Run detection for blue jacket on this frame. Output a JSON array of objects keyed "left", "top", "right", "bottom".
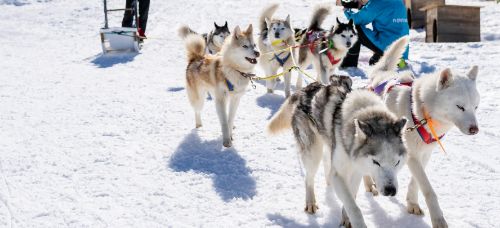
[{"left": 344, "top": 0, "right": 409, "bottom": 59}]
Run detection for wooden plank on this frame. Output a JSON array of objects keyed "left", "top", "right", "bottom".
[
  {"left": 436, "top": 34, "right": 480, "bottom": 42},
  {"left": 438, "top": 7, "right": 480, "bottom": 22},
  {"left": 436, "top": 20, "right": 480, "bottom": 35}
]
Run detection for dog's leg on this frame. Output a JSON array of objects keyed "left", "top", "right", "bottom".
[
  {"left": 332, "top": 172, "right": 367, "bottom": 228},
  {"left": 407, "top": 156, "right": 448, "bottom": 228},
  {"left": 407, "top": 151, "right": 431, "bottom": 215},
  {"left": 227, "top": 95, "right": 241, "bottom": 140},
  {"left": 284, "top": 63, "right": 293, "bottom": 97},
  {"left": 214, "top": 93, "right": 231, "bottom": 147},
  {"left": 363, "top": 176, "right": 379, "bottom": 196},
  {"left": 265, "top": 66, "right": 278, "bottom": 94},
  {"left": 342, "top": 172, "right": 363, "bottom": 228},
  {"left": 186, "top": 84, "right": 205, "bottom": 128},
  {"left": 301, "top": 138, "right": 323, "bottom": 214},
  {"left": 323, "top": 146, "right": 332, "bottom": 186}
]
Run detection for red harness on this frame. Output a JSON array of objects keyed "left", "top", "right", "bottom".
[
  {"left": 375, "top": 80, "right": 445, "bottom": 144},
  {"left": 306, "top": 31, "right": 341, "bottom": 65}
]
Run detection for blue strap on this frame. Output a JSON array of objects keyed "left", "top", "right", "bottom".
[
  {"left": 226, "top": 79, "right": 234, "bottom": 91},
  {"left": 273, "top": 52, "right": 291, "bottom": 67}
]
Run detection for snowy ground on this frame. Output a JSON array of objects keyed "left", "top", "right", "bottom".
[{"left": 1, "top": 0, "right": 499, "bottom": 227}]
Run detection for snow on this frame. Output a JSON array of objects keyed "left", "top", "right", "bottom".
[{"left": 0, "top": 0, "right": 499, "bottom": 227}]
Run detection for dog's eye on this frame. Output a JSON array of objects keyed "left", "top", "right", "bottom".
[
  {"left": 281, "top": 28, "right": 285, "bottom": 30},
  {"left": 475, "top": 106, "right": 478, "bottom": 110},
  {"left": 242, "top": 45, "right": 248, "bottom": 49},
  {"left": 395, "top": 160, "right": 400, "bottom": 167},
  {"left": 372, "top": 159, "right": 381, "bottom": 167},
  {"left": 350, "top": 34, "right": 354, "bottom": 38},
  {"left": 253, "top": 44, "right": 256, "bottom": 48},
  {"left": 273, "top": 28, "right": 276, "bottom": 31},
  {"left": 341, "top": 34, "right": 346, "bottom": 37},
  {"left": 456, "top": 105, "right": 465, "bottom": 112}
]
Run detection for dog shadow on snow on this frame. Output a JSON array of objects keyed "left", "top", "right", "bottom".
[
  {"left": 256, "top": 93, "right": 286, "bottom": 120},
  {"left": 168, "top": 130, "right": 256, "bottom": 202},
  {"left": 90, "top": 53, "right": 139, "bottom": 68},
  {"left": 267, "top": 191, "right": 429, "bottom": 228}
]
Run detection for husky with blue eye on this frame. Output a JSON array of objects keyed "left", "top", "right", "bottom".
[{"left": 178, "top": 22, "right": 231, "bottom": 54}]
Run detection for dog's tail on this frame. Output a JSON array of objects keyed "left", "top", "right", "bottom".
[
  {"left": 267, "top": 98, "right": 296, "bottom": 135},
  {"left": 178, "top": 25, "right": 198, "bottom": 39},
  {"left": 371, "top": 36, "right": 409, "bottom": 74},
  {"left": 308, "top": 5, "right": 331, "bottom": 30},
  {"left": 259, "top": 3, "right": 280, "bottom": 32},
  {"left": 184, "top": 34, "right": 206, "bottom": 62}
]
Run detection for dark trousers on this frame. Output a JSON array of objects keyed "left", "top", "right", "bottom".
[
  {"left": 122, "top": 0, "right": 150, "bottom": 32},
  {"left": 341, "top": 25, "right": 384, "bottom": 68}
]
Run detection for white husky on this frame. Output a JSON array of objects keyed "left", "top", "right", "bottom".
[{"left": 369, "top": 37, "right": 480, "bottom": 228}]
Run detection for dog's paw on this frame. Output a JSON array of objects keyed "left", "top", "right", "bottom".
[
  {"left": 407, "top": 202, "right": 424, "bottom": 215},
  {"left": 340, "top": 216, "right": 352, "bottom": 228},
  {"left": 431, "top": 217, "right": 448, "bottom": 228},
  {"left": 366, "top": 184, "right": 379, "bottom": 196},
  {"left": 196, "top": 124, "right": 202, "bottom": 128},
  {"left": 304, "top": 204, "right": 318, "bottom": 214},
  {"left": 223, "top": 139, "right": 232, "bottom": 148}
]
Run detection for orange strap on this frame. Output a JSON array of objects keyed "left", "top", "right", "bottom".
[{"left": 424, "top": 111, "right": 447, "bottom": 154}]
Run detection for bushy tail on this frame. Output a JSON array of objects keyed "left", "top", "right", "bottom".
[
  {"left": 184, "top": 34, "right": 206, "bottom": 62},
  {"left": 267, "top": 98, "right": 295, "bottom": 134},
  {"left": 259, "top": 3, "right": 280, "bottom": 32},
  {"left": 178, "top": 25, "right": 197, "bottom": 39},
  {"left": 371, "top": 36, "right": 409, "bottom": 73},
  {"left": 309, "top": 5, "right": 331, "bottom": 30}
]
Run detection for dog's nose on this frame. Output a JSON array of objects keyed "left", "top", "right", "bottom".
[
  {"left": 254, "top": 51, "right": 260, "bottom": 57},
  {"left": 346, "top": 42, "right": 352, "bottom": 47},
  {"left": 275, "top": 33, "right": 280, "bottom": 38},
  {"left": 383, "top": 186, "right": 397, "bottom": 196},
  {"left": 469, "top": 126, "right": 479, "bottom": 135}
]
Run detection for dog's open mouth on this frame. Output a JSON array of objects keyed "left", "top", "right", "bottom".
[{"left": 245, "top": 57, "right": 257, "bottom": 64}]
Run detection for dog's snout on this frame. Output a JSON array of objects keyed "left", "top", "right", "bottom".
[
  {"left": 469, "top": 126, "right": 479, "bottom": 135},
  {"left": 254, "top": 51, "right": 260, "bottom": 57},
  {"left": 383, "top": 185, "right": 397, "bottom": 196},
  {"left": 275, "top": 32, "right": 280, "bottom": 38},
  {"left": 346, "top": 42, "right": 352, "bottom": 47}
]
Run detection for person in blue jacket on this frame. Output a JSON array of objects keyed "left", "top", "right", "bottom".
[{"left": 340, "top": 0, "right": 409, "bottom": 68}]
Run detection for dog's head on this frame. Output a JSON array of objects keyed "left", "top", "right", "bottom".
[
  {"left": 424, "top": 66, "right": 480, "bottom": 135},
  {"left": 330, "top": 18, "right": 358, "bottom": 50},
  {"left": 265, "top": 15, "right": 294, "bottom": 45},
  {"left": 222, "top": 24, "right": 260, "bottom": 70},
  {"left": 353, "top": 116, "right": 408, "bottom": 196},
  {"left": 329, "top": 75, "right": 353, "bottom": 93},
  {"left": 212, "top": 21, "right": 231, "bottom": 48}
]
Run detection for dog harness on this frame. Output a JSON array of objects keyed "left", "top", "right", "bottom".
[
  {"left": 306, "top": 31, "right": 341, "bottom": 65},
  {"left": 226, "top": 79, "right": 234, "bottom": 92},
  {"left": 372, "top": 79, "right": 445, "bottom": 144},
  {"left": 272, "top": 51, "right": 291, "bottom": 67}
]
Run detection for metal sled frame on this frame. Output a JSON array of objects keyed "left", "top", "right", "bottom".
[{"left": 100, "top": 0, "right": 140, "bottom": 54}]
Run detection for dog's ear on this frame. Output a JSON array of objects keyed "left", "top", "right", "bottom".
[
  {"left": 214, "top": 22, "right": 220, "bottom": 29},
  {"left": 341, "top": 76, "right": 353, "bottom": 91},
  {"left": 285, "top": 14, "right": 291, "bottom": 25},
  {"left": 265, "top": 17, "right": 271, "bottom": 29},
  {"left": 224, "top": 21, "right": 228, "bottom": 28},
  {"left": 348, "top": 19, "right": 354, "bottom": 26},
  {"left": 437, "top": 68, "right": 454, "bottom": 90},
  {"left": 355, "top": 119, "right": 372, "bottom": 140},
  {"left": 245, "top": 24, "right": 253, "bottom": 35},
  {"left": 336, "top": 17, "right": 341, "bottom": 25},
  {"left": 329, "top": 75, "right": 341, "bottom": 85},
  {"left": 393, "top": 118, "right": 407, "bottom": 135},
  {"left": 233, "top": 26, "right": 241, "bottom": 40},
  {"left": 467, "top": 65, "right": 478, "bottom": 81}
]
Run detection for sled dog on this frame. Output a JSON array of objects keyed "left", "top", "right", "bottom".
[
  {"left": 268, "top": 77, "right": 407, "bottom": 228},
  {"left": 178, "top": 22, "right": 231, "bottom": 54},
  {"left": 182, "top": 25, "right": 259, "bottom": 147},
  {"left": 297, "top": 6, "right": 358, "bottom": 84},
  {"left": 369, "top": 36, "right": 480, "bottom": 228},
  {"left": 258, "top": 3, "right": 298, "bottom": 97}
]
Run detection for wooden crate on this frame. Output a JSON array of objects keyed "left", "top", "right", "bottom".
[
  {"left": 406, "top": 0, "right": 445, "bottom": 28},
  {"left": 421, "top": 5, "right": 481, "bottom": 42}
]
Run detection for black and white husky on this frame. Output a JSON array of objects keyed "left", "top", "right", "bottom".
[
  {"left": 178, "top": 22, "right": 231, "bottom": 54},
  {"left": 268, "top": 77, "right": 408, "bottom": 228},
  {"left": 297, "top": 6, "right": 358, "bottom": 85},
  {"left": 257, "top": 3, "right": 297, "bottom": 97},
  {"left": 369, "top": 37, "right": 480, "bottom": 228}
]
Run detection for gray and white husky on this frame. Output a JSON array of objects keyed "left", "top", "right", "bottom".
[
  {"left": 369, "top": 37, "right": 480, "bottom": 228},
  {"left": 178, "top": 22, "right": 231, "bottom": 54},
  {"left": 298, "top": 6, "right": 358, "bottom": 85},
  {"left": 268, "top": 77, "right": 408, "bottom": 228},
  {"left": 258, "top": 3, "right": 298, "bottom": 97}
]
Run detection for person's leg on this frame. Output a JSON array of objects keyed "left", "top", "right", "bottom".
[
  {"left": 138, "top": 0, "right": 150, "bottom": 33},
  {"left": 121, "top": 0, "right": 134, "bottom": 28}
]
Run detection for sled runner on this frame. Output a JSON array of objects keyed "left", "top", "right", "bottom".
[{"left": 99, "top": 0, "right": 141, "bottom": 54}]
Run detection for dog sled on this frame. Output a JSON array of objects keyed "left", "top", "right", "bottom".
[{"left": 99, "top": 0, "right": 141, "bottom": 54}]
